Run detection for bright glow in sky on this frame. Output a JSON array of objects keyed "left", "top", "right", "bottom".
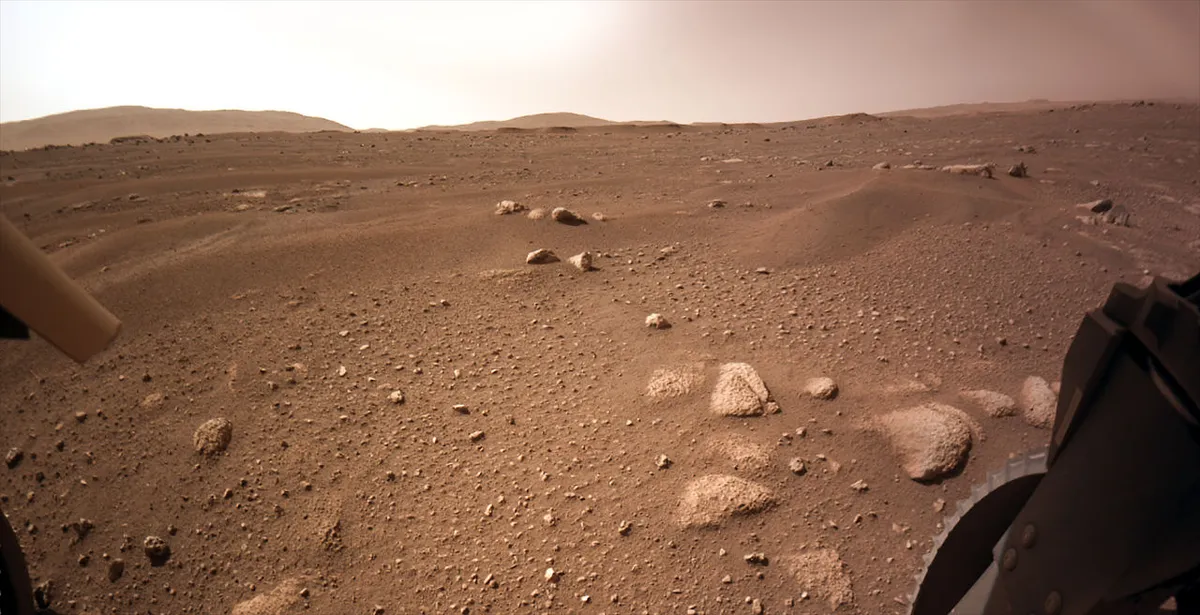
[{"left": 2, "top": 0, "right": 1197, "bottom": 129}]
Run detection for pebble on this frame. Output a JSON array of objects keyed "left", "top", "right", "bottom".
[
  {"left": 788, "top": 458, "right": 807, "bottom": 475},
  {"left": 468, "top": 431, "right": 486, "bottom": 442},
  {"left": 656, "top": 454, "right": 672, "bottom": 469},
  {"left": 387, "top": 390, "right": 405, "bottom": 404},
  {"left": 645, "top": 313, "right": 670, "bottom": 329},
  {"left": 804, "top": 377, "right": 839, "bottom": 400},
  {"left": 526, "top": 249, "right": 559, "bottom": 264},
  {"left": 5, "top": 448, "right": 22, "bottom": 469}
]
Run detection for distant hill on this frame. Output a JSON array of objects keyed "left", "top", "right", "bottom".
[
  {"left": 0, "top": 106, "right": 352, "bottom": 150},
  {"left": 421, "top": 112, "right": 615, "bottom": 131}
]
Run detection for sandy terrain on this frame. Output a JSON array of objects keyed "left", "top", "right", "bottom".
[
  {"left": 0, "top": 107, "right": 351, "bottom": 152},
  {"left": 1, "top": 101, "right": 1198, "bottom": 614}
]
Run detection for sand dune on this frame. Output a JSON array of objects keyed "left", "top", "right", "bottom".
[
  {"left": 0, "top": 106, "right": 351, "bottom": 151},
  {"left": 0, "top": 100, "right": 1196, "bottom": 615}
]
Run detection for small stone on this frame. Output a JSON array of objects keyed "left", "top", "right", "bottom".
[
  {"left": 1077, "top": 198, "right": 1113, "bottom": 213},
  {"left": 143, "top": 536, "right": 170, "bottom": 564},
  {"left": 468, "top": 431, "right": 485, "bottom": 442},
  {"left": 591, "top": 212, "right": 608, "bottom": 222},
  {"left": 544, "top": 567, "right": 559, "bottom": 582},
  {"left": 550, "top": 207, "right": 585, "bottom": 225},
  {"left": 656, "top": 454, "right": 672, "bottom": 470},
  {"left": 618, "top": 520, "right": 632, "bottom": 536},
  {"left": 107, "top": 559, "right": 125, "bottom": 582},
  {"left": 74, "top": 411, "right": 87, "bottom": 423},
  {"left": 568, "top": 252, "right": 594, "bottom": 271},
  {"left": 5, "top": 448, "right": 23, "bottom": 469},
  {"left": 721, "top": 574, "right": 732, "bottom": 584},
  {"left": 645, "top": 313, "right": 670, "bottom": 329},
  {"left": 494, "top": 200, "right": 526, "bottom": 215},
  {"left": 453, "top": 404, "right": 470, "bottom": 415},
  {"left": 934, "top": 498, "right": 946, "bottom": 513},
  {"left": 707, "top": 199, "right": 727, "bottom": 208},
  {"left": 526, "top": 249, "right": 559, "bottom": 264},
  {"left": 804, "top": 377, "right": 839, "bottom": 400},
  {"left": 1008, "top": 162, "right": 1028, "bottom": 178},
  {"left": 788, "top": 458, "right": 807, "bottom": 475},
  {"left": 387, "top": 390, "right": 405, "bottom": 404},
  {"left": 751, "top": 598, "right": 764, "bottom": 615},
  {"left": 744, "top": 552, "right": 769, "bottom": 565},
  {"left": 850, "top": 479, "right": 869, "bottom": 492},
  {"left": 337, "top": 365, "right": 347, "bottom": 377},
  {"left": 873, "top": 161, "right": 891, "bottom": 170},
  {"left": 193, "top": 418, "right": 233, "bottom": 456}
]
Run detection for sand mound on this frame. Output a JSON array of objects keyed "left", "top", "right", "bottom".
[
  {"left": 780, "top": 550, "right": 854, "bottom": 609},
  {"left": 646, "top": 364, "right": 705, "bottom": 401},
  {"left": 710, "top": 363, "right": 778, "bottom": 416},
  {"left": 709, "top": 433, "right": 771, "bottom": 472},
  {"left": 960, "top": 390, "right": 1017, "bottom": 418},
  {"left": 677, "top": 475, "right": 775, "bottom": 529},
  {"left": 231, "top": 577, "right": 307, "bottom": 615},
  {"left": 868, "top": 403, "right": 978, "bottom": 481}
]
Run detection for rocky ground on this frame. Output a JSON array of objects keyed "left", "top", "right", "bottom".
[{"left": 1, "top": 101, "right": 1198, "bottom": 614}]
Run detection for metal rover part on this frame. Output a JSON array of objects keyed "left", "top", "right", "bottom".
[{"left": 912, "top": 273, "right": 1200, "bottom": 615}]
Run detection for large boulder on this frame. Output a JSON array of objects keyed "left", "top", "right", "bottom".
[
  {"left": 868, "top": 403, "right": 980, "bottom": 481},
  {"left": 710, "top": 363, "right": 778, "bottom": 416},
  {"left": 1021, "top": 376, "right": 1058, "bottom": 428}
]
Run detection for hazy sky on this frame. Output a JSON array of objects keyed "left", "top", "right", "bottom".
[{"left": 1, "top": 0, "right": 1197, "bottom": 129}]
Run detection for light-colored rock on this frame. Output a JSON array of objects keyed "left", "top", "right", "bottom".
[
  {"left": 568, "top": 252, "right": 594, "bottom": 271},
  {"left": 960, "top": 390, "right": 1017, "bottom": 418},
  {"left": 710, "top": 363, "right": 778, "bottom": 416},
  {"left": 805, "top": 377, "right": 838, "bottom": 400},
  {"left": 868, "top": 403, "right": 979, "bottom": 481},
  {"left": 5, "top": 447, "right": 22, "bottom": 469},
  {"left": 591, "top": 212, "right": 608, "bottom": 222},
  {"left": 526, "top": 249, "right": 559, "bottom": 264},
  {"left": 781, "top": 550, "right": 854, "bottom": 610},
  {"left": 941, "top": 163, "right": 996, "bottom": 178},
  {"left": 387, "top": 390, "right": 405, "bottom": 404},
  {"left": 193, "top": 418, "right": 233, "bottom": 456},
  {"left": 645, "top": 313, "right": 670, "bottom": 329},
  {"left": 231, "top": 577, "right": 307, "bottom": 615},
  {"left": 872, "top": 162, "right": 890, "bottom": 170},
  {"left": 677, "top": 475, "right": 776, "bottom": 529},
  {"left": 550, "top": 207, "right": 585, "bottom": 224},
  {"left": 1008, "top": 162, "right": 1028, "bottom": 178},
  {"left": 143, "top": 536, "right": 170, "bottom": 562},
  {"left": 788, "top": 458, "right": 806, "bottom": 475},
  {"left": 494, "top": 200, "right": 526, "bottom": 215},
  {"left": 1021, "top": 376, "right": 1058, "bottom": 428},
  {"left": 526, "top": 208, "right": 547, "bottom": 220},
  {"left": 646, "top": 364, "right": 705, "bottom": 401},
  {"left": 707, "top": 199, "right": 727, "bottom": 208}
]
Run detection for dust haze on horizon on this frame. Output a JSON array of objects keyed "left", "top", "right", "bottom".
[{"left": 1, "top": 0, "right": 1197, "bottom": 130}]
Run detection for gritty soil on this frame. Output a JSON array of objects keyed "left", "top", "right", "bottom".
[{"left": 1, "top": 102, "right": 1198, "bottom": 614}]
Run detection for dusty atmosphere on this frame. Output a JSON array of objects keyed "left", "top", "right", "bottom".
[{"left": 2, "top": 100, "right": 1200, "bottom": 614}]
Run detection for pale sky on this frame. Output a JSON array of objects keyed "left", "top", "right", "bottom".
[{"left": 1, "top": 0, "right": 1197, "bottom": 129}]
